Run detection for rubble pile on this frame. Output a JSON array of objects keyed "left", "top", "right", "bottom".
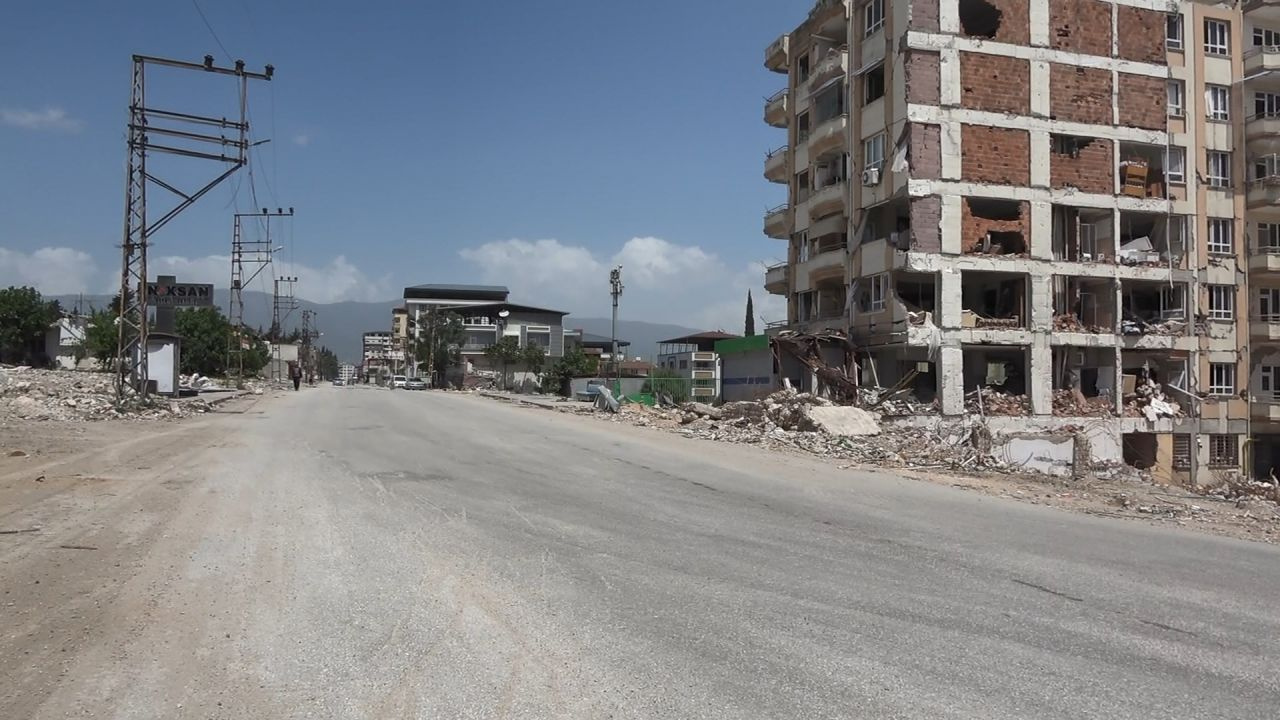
[
  {"left": 1122, "top": 317, "right": 1186, "bottom": 336},
  {"left": 619, "top": 388, "right": 995, "bottom": 472},
  {"left": 1123, "top": 376, "right": 1182, "bottom": 420},
  {"left": 974, "top": 316, "right": 1022, "bottom": 329},
  {"left": 0, "top": 366, "right": 221, "bottom": 422},
  {"left": 964, "top": 389, "right": 1029, "bottom": 416},
  {"left": 1052, "top": 389, "right": 1114, "bottom": 417},
  {"left": 1203, "top": 476, "right": 1280, "bottom": 503}
]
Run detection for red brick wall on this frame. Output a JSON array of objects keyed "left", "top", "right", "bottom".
[
  {"left": 1117, "top": 73, "right": 1166, "bottom": 131},
  {"left": 961, "top": 125, "right": 1030, "bottom": 185},
  {"left": 910, "top": 196, "right": 941, "bottom": 252},
  {"left": 1050, "top": 137, "right": 1113, "bottom": 194},
  {"left": 1050, "top": 64, "right": 1112, "bottom": 125},
  {"left": 911, "top": 123, "right": 942, "bottom": 179},
  {"left": 906, "top": 51, "right": 940, "bottom": 105},
  {"left": 1117, "top": 7, "right": 1167, "bottom": 64},
  {"left": 960, "top": 0, "right": 1030, "bottom": 45},
  {"left": 1050, "top": 0, "right": 1112, "bottom": 57},
  {"left": 961, "top": 198, "right": 1032, "bottom": 253},
  {"left": 910, "top": 0, "right": 940, "bottom": 32},
  {"left": 961, "top": 53, "right": 1030, "bottom": 115}
]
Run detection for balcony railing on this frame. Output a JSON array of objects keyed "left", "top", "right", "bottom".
[{"left": 765, "top": 89, "right": 788, "bottom": 127}]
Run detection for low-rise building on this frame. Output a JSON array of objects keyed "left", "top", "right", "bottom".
[{"left": 657, "top": 331, "right": 739, "bottom": 401}]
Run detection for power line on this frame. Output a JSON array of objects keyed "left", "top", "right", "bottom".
[{"left": 190, "top": 0, "right": 233, "bottom": 63}]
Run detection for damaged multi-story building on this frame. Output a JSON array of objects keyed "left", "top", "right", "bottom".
[{"left": 761, "top": 0, "right": 1268, "bottom": 481}]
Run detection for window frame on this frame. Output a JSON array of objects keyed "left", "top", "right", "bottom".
[
  {"left": 868, "top": 273, "right": 887, "bottom": 312},
  {"left": 863, "top": 0, "right": 884, "bottom": 38},
  {"left": 1166, "top": 13, "right": 1184, "bottom": 50},
  {"left": 1207, "top": 150, "right": 1231, "bottom": 188},
  {"left": 1206, "top": 84, "right": 1230, "bottom": 121},
  {"left": 863, "top": 132, "right": 885, "bottom": 172},
  {"left": 1259, "top": 223, "right": 1280, "bottom": 251},
  {"left": 1167, "top": 80, "right": 1185, "bottom": 117},
  {"left": 1260, "top": 287, "right": 1280, "bottom": 320},
  {"left": 1207, "top": 217, "right": 1234, "bottom": 255},
  {"left": 1173, "top": 434, "right": 1191, "bottom": 469},
  {"left": 1166, "top": 146, "right": 1186, "bottom": 184},
  {"left": 862, "top": 63, "right": 885, "bottom": 105},
  {"left": 1205, "top": 19, "right": 1230, "bottom": 56},
  {"left": 1254, "top": 27, "right": 1280, "bottom": 48},
  {"left": 1208, "top": 362, "right": 1236, "bottom": 396},
  {"left": 1207, "top": 285, "right": 1234, "bottom": 320},
  {"left": 1209, "top": 434, "right": 1239, "bottom": 468}
]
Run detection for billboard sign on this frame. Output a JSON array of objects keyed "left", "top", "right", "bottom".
[{"left": 148, "top": 282, "right": 214, "bottom": 307}]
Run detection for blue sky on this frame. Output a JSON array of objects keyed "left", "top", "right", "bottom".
[{"left": 0, "top": 0, "right": 807, "bottom": 329}]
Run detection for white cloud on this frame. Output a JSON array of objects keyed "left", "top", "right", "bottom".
[
  {"left": 0, "top": 247, "right": 99, "bottom": 295},
  {"left": 0, "top": 245, "right": 388, "bottom": 305},
  {"left": 154, "top": 253, "right": 391, "bottom": 304},
  {"left": 292, "top": 133, "right": 311, "bottom": 146},
  {"left": 458, "top": 236, "right": 786, "bottom": 332},
  {"left": 0, "top": 107, "right": 82, "bottom": 132}
]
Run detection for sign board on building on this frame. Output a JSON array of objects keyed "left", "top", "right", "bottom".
[{"left": 147, "top": 282, "right": 214, "bottom": 307}]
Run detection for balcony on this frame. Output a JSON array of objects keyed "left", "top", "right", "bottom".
[
  {"left": 1252, "top": 400, "right": 1280, "bottom": 421},
  {"left": 764, "top": 146, "right": 789, "bottom": 183},
  {"left": 800, "top": 247, "right": 846, "bottom": 281},
  {"left": 1252, "top": 245, "right": 1280, "bottom": 272},
  {"left": 808, "top": 113, "right": 848, "bottom": 158},
  {"left": 1248, "top": 176, "right": 1280, "bottom": 209},
  {"left": 764, "top": 204, "right": 791, "bottom": 239},
  {"left": 808, "top": 46, "right": 847, "bottom": 90},
  {"left": 807, "top": 180, "right": 848, "bottom": 220},
  {"left": 1252, "top": 317, "right": 1280, "bottom": 341},
  {"left": 1245, "top": 46, "right": 1280, "bottom": 79},
  {"left": 764, "top": 89, "right": 788, "bottom": 127},
  {"left": 764, "top": 262, "right": 789, "bottom": 295},
  {"left": 765, "top": 33, "right": 789, "bottom": 73},
  {"left": 1247, "top": 111, "right": 1280, "bottom": 143}
]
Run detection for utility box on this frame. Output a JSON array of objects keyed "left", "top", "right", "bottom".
[{"left": 146, "top": 332, "right": 182, "bottom": 396}]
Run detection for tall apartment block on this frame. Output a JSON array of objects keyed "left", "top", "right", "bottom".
[{"left": 761, "top": 0, "right": 1270, "bottom": 482}]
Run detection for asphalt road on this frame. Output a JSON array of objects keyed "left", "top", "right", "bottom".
[{"left": 3, "top": 386, "right": 1279, "bottom": 719}]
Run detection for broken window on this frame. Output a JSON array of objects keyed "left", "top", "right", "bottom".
[
  {"left": 1122, "top": 280, "right": 1188, "bottom": 334},
  {"left": 965, "top": 198, "right": 1026, "bottom": 255},
  {"left": 962, "top": 271, "right": 1027, "bottom": 329},
  {"left": 895, "top": 272, "right": 936, "bottom": 315},
  {"left": 1118, "top": 211, "right": 1185, "bottom": 267},
  {"left": 1052, "top": 206, "right": 1112, "bottom": 262},
  {"left": 1053, "top": 276, "right": 1116, "bottom": 332},
  {"left": 1052, "top": 346, "right": 1116, "bottom": 416},
  {"left": 959, "top": 0, "right": 1002, "bottom": 39},
  {"left": 963, "top": 347, "right": 1029, "bottom": 414},
  {"left": 863, "top": 63, "right": 884, "bottom": 105},
  {"left": 1123, "top": 433, "right": 1159, "bottom": 469}
]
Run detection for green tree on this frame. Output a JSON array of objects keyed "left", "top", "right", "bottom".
[
  {"left": 540, "top": 345, "right": 592, "bottom": 395},
  {"left": 745, "top": 290, "right": 756, "bottom": 337},
  {"left": 413, "top": 309, "right": 466, "bottom": 383},
  {"left": 84, "top": 309, "right": 118, "bottom": 370},
  {"left": 0, "top": 287, "right": 60, "bottom": 364},
  {"left": 483, "top": 336, "right": 522, "bottom": 389},
  {"left": 315, "top": 346, "right": 339, "bottom": 380},
  {"left": 241, "top": 338, "right": 271, "bottom": 376},
  {"left": 175, "top": 306, "right": 233, "bottom": 376},
  {"left": 522, "top": 343, "right": 546, "bottom": 378}
]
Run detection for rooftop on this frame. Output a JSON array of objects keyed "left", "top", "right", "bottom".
[
  {"left": 403, "top": 284, "right": 510, "bottom": 302},
  {"left": 659, "top": 331, "right": 740, "bottom": 344},
  {"left": 465, "top": 301, "right": 569, "bottom": 317}
]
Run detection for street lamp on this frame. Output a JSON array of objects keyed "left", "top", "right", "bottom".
[{"left": 496, "top": 310, "right": 510, "bottom": 389}]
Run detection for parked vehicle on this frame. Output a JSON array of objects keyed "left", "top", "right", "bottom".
[
  {"left": 391, "top": 375, "right": 408, "bottom": 389},
  {"left": 405, "top": 377, "right": 428, "bottom": 391},
  {"left": 333, "top": 379, "right": 344, "bottom": 386}
]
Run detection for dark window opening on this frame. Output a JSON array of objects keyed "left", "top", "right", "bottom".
[
  {"left": 968, "top": 197, "right": 1022, "bottom": 221},
  {"left": 863, "top": 65, "right": 885, "bottom": 105},
  {"left": 959, "top": 0, "right": 1003, "bottom": 38}
]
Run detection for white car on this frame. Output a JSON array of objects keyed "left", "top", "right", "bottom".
[{"left": 391, "top": 375, "right": 408, "bottom": 389}]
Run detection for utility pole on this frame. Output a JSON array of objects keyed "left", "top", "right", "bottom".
[
  {"left": 300, "top": 309, "right": 317, "bottom": 383},
  {"left": 229, "top": 208, "right": 292, "bottom": 381},
  {"left": 272, "top": 275, "right": 298, "bottom": 382},
  {"left": 610, "top": 265, "right": 623, "bottom": 394},
  {"left": 116, "top": 54, "right": 273, "bottom": 403}
]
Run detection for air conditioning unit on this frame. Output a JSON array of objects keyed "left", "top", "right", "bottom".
[{"left": 861, "top": 167, "right": 881, "bottom": 186}]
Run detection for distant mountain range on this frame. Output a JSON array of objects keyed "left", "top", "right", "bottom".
[{"left": 51, "top": 291, "right": 704, "bottom": 364}]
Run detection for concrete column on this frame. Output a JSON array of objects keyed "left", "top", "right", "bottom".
[
  {"left": 939, "top": 345, "right": 965, "bottom": 415},
  {"left": 1112, "top": 347, "right": 1124, "bottom": 415},
  {"left": 1029, "top": 0, "right": 1050, "bottom": 46},
  {"left": 939, "top": 266, "right": 962, "bottom": 329},
  {"left": 1029, "top": 61, "right": 1051, "bottom": 118},
  {"left": 940, "top": 195, "right": 963, "bottom": 254},
  {"left": 1029, "top": 273, "right": 1053, "bottom": 334},
  {"left": 1029, "top": 200, "right": 1053, "bottom": 260},
  {"left": 1029, "top": 337, "right": 1053, "bottom": 416}
]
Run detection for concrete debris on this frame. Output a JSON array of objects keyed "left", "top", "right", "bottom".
[
  {"left": 1122, "top": 317, "right": 1185, "bottom": 336},
  {"left": 806, "top": 406, "right": 881, "bottom": 436},
  {"left": 965, "top": 389, "right": 1029, "bottom": 416},
  {"left": 1123, "top": 376, "right": 1182, "bottom": 419},
  {"left": 1052, "top": 389, "right": 1113, "bottom": 417},
  {"left": 0, "top": 366, "right": 225, "bottom": 422}
]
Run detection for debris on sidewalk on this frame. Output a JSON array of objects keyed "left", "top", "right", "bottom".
[{"left": 0, "top": 366, "right": 228, "bottom": 422}]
